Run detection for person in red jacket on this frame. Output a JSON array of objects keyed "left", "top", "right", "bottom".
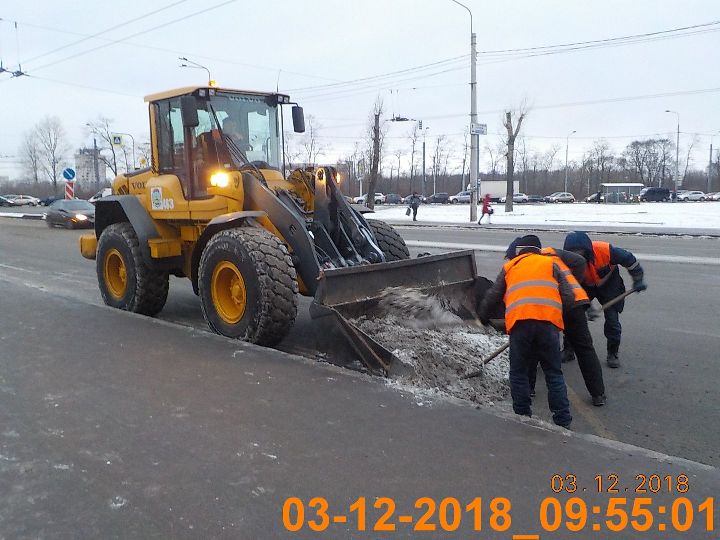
[
  {"left": 479, "top": 235, "right": 575, "bottom": 427},
  {"left": 477, "top": 193, "right": 493, "bottom": 224}
]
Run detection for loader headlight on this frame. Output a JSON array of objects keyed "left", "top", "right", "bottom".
[
  {"left": 74, "top": 214, "right": 88, "bottom": 221},
  {"left": 335, "top": 172, "right": 342, "bottom": 183},
  {"left": 210, "top": 171, "right": 230, "bottom": 188}
]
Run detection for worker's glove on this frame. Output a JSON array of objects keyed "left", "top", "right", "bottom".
[
  {"left": 633, "top": 278, "right": 648, "bottom": 292},
  {"left": 586, "top": 306, "right": 601, "bottom": 322}
]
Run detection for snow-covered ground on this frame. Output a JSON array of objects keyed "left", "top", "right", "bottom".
[{"left": 368, "top": 201, "right": 720, "bottom": 230}]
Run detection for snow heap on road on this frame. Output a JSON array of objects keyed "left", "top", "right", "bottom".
[
  {"left": 354, "top": 314, "right": 510, "bottom": 406},
  {"left": 368, "top": 201, "right": 720, "bottom": 230}
]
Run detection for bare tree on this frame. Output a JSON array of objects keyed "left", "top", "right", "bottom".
[
  {"left": 393, "top": 148, "right": 403, "bottom": 193},
  {"left": 301, "top": 115, "right": 325, "bottom": 167},
  {"left": 19, "top": 131, "right": 41, "bottom": 184},
  {"left": 35, "top": 116, "right": 70, "bottom": 194},
  {"left": 364, "top": 99, "right": 385, "bottom": 210},
  {"left": 87, "top": 117, "right": 120, "bottom": 176},
  {"left": 484, "top": 141, "right": 500, "bottom": 180},
  {"left": 407, "top": 124, "right": 420, "bottom": 194},
  {"left": 503, "top": 106, "right": 528, "bottom": 211},
  {"left": 461, "top": 128, "right": 469, "bottom": 190},
  {"left": 682, "top": 136, "right": 698, "bottom": 184},
  {"left": 137, "top": 140, "right": 152, "bottom": 169}
]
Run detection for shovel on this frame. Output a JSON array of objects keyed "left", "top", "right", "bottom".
[{"left": 460, "top": 287, "right": 640, "bottom": 380}]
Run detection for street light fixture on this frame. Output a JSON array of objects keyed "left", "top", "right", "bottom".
[
  {"left": 708, "top": 131, "right": 719, "bottom": 194},
  {"left": 665, "top": 110, "right": 680, "bottom": 200},
  {"left": 564, "top": 130, "right": 576, "bottom": 193},
  {"left": 448, "top": 0, "right": 478, "bottom": 222},
  {"left": 179, "top": 57, "right": 214, "bottom": 86}
]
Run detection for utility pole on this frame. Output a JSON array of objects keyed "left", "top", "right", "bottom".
[
  {"left": 93, "top": 138, "right": 100, "bottom": 190},
  {"left": 564, "top": 130, "right": 576, "bottom": 193},
  {"left": 709, "top": 142, "right": 714, "bottom": 194},
  {"left": 666, "top": 110, "right": 680, "bottom": 201},
  {"left": 422, "top": 134, "right": 426, "bottom": 197}
]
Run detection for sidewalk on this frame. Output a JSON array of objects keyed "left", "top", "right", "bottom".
[{"left": 1, "top": 279, "right": 717, "bottom": 539}]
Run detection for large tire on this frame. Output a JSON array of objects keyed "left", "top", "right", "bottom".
[
  {"left": 96, "top": 222, "right": 169, "bottom": 316},
  {"left": 368, "top": 219, "right": 410, "bottom": 262},
  {"left": 198, "top": 227, "right": 298, "bottom": 346}
]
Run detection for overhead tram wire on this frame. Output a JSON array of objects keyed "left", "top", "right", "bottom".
[
  {"left": 10, "top": 19, "right": 340, "bottom": 83},
  {"left": 26, "top": 0, "right": 238, "bottom": 74},
  {"left": 17, "top": 0, "right": 190, "bottom": 66}
]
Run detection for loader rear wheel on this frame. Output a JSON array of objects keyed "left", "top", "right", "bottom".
[
  {"left": 198, "top": 227, "right": 298, "bottom": 346},
  {"left": 96, "top": 222, "right": 169, "bottom": 316},
  {"left": 368, "top": 219, "right": 410, "bottom": 262}
]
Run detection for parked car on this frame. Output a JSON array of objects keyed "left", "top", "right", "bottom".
[
  {"left": 45, "top": 199, "right": 95, "bottom": 229},
  {"left": 6, "top": 194, "right": 40, "bottom": 206},
  {"left": 425, "top": 192, "right": 450, "bottom": 204},
  {"left": 88, "top": 187, "right": 112, "bottom": 204},
  {"left": 353, "top": 193, "right": 385, "bottom": 204},
  {"left": 545, "top": 192, "right": 575, "bottom": 203},
  {"left": 385, "top": 193, "right": 403, "bottom": 204},
  {"left": 500, "top": 192, "right": 529, "bottom": 203},
  {"left": 449, "top": 191, "right": 472, "bottom": 204},
  {"left": 526, "top": 194, "right": 544, "bottom": 203},
  {"left": 39, "top": 195, "right": 64, "bottom": 206},
  {"left": 0, "top": 195, "right": 14, "bottom": 207},
  {"left": 639, "top": 187, "right": 671, "bottom": 202},
  {"left": 676, "top": 190, "right": 706, "bottom": 201},
  {"left": 584, "top": 192, "right": 605, "bottom": 203},
  {"left": 706, "top": 192, "right": 720, "bottom": 201}
]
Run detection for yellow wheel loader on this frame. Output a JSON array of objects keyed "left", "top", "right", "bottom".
[{"left": 80, "top": 86, "right": 493, "bottom": 375}]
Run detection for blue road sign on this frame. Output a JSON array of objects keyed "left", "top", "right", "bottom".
[{"left": 62, "top": 168, "right": 76, "bottom": 180}]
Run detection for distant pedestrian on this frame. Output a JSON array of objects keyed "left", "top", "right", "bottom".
[
  {"left": 478, "top": 193, "right": 493, "bottom": 224},
  {"left": 596, "top": 190, "right": 602, "bottom": 203},
  {"left": 407, "top": 192, "right": 421, "bottom": 221},
  {"left": 479, "top": 235, "right": 575, "bottom": 428}
]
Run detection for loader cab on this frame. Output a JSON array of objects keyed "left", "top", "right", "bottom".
[{"left": 146, "top": 86, "right": 305, "bottom": 201}]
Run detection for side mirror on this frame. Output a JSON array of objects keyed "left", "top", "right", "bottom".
[
  {"left": 292, "top": 105, "right": 305, "bottom": 133},
  {"left": 180, "top": 95, "right": 199, "bottom": 128}
]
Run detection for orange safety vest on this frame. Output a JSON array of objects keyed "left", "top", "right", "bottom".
[
  {"left": 583, "top": 241, "right": 616, "bottom": 287},
  {"left": 503, "top": 253, "right": 564, "bottom": 332},
  {"left": 541, "top": 247, "right": 589, "bottom": 304}
]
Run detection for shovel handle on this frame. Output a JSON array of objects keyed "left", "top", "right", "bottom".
[
  {"left": 461, "top": 341, "right": 510, "bottom": 380},
  {"left": 600, "top": 287, "right": 638, "bottom": 312}
]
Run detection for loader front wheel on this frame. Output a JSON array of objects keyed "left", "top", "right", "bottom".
[
  {"left": 198, "top": 227, "right": 298, "bottom": 346},
  {"left": 367, "top": 219, "right": 410, "bottom": 261},
  {"left": 96, "top": 222, "right": 169, "bottom": 316}
]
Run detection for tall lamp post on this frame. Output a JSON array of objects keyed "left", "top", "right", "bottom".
[
  {"left": 179, "top": 57, "right": 214, "bottom": 86},
  {"left": 665, "top": 110, "right": 680, "bottom": 200},
  {"left": 708, "top": 132, "right": 719, "bottom": 194},
  {"left": 449, "top": 0, "right": 478, "bottom": 222},
  {"left": 564, "top": 130, "right": 576, "bottom": 194}
]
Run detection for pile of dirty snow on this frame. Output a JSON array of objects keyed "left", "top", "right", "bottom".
[{"left": 354, "top": 314, "right": 510, "bottom": 406}]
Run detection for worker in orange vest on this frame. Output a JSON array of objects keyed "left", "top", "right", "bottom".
[
  {"left": 563, "top": 231, "right": 646, "bottom": 368},
  {"left": 479, "top": 235, "right": 576, "bottom": 427}
]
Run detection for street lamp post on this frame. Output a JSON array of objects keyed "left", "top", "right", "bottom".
[
  {"left": 179, "top": 57, "right": 214, "bottom": 86},
  {"left": 708, "top": 132, "right": 719, "bottom": 194},
  {"left": 449, "top": 0, "right": 478, "bottom": 222},
  {"left": 665, "top": 110, "right": 680, "bottom": 201},
  {"left": 564, "top": 130, "right": 576, "bottom": 194}
]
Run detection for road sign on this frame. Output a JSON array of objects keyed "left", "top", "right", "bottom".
[
  {"left": 471, "top": 123, "right": 487, "bottom": 136},
  {"left": 62, "top": 167, "right": 76, "bottom": 180},
  {"left": 111, "top": 134, "right": 123, "bottom": 147},
  {"left": 64, "top": 181, "right": 75, "bottom": 200}
]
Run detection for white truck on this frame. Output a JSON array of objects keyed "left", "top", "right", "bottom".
[{"left": 470, "top": 180, "right": 519, "bottom": 202}]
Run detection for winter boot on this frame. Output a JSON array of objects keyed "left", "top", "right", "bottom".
[
  {"left": 606, "top": 342, "right": 620, "bottom": 368},
  {"left": 592, "top": 394, "right": 607, "bottom": 407}
]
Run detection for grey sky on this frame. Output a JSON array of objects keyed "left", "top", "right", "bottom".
[{"left": 1, "top": 0, "right": 719, "bottom": 178}]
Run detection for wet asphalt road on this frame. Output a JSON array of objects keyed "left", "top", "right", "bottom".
[{"left": 1, "top": 219, "right": 719, "bottom": 469}]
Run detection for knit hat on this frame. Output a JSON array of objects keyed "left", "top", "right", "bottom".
[
  {"left": 563, "top": 231, "right": 594, "bottom": 262},
  {"left": 505, "top": 237, "right": 522, "bottom": 259},
  {"left": 516, "top": 234, "right": 542, "bottom": 255}
]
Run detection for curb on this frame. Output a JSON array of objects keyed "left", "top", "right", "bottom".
[{"left": 0, "top": 212, "right": 44, "bottom": 221}]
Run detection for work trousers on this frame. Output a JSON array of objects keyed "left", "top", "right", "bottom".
[
  {"left": 412, "top": 206, "right": 418, "bottom": 221},
  {"left": 509, "top": 320, "right": 572, "bottom": 427},
  {"left": 586, "top": 270, "right": 625, "bottom": 353},
  {"left": 556, "top": 306, "right": 606, "bottom": 398}
]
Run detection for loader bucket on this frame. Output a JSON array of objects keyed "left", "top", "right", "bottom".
[{"left": 309, "top": 250, "right": 495, "bottom": 376}]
